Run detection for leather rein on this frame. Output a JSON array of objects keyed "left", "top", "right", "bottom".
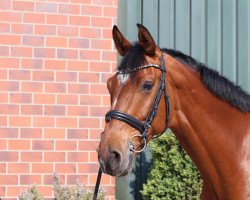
[{"left": 93, "top": 53, "right": 171, "bottom": 200}]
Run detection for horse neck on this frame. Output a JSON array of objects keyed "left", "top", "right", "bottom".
[{"left": 165, "top": 54, "right": 250, "bottom": 199}]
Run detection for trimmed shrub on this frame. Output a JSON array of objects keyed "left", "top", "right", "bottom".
[{"left": 141, "top": 131, "right": 202, "bottom": 200}]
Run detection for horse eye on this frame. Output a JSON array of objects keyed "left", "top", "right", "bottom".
[{"left": 142, "top": 81, "right": 154, "bottom": 91}]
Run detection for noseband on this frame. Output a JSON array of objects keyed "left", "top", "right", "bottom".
[{"left": 105, "top": 53, "right": 171, "bottom": 152}]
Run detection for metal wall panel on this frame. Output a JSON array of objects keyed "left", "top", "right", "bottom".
[{"left": 116, "top": 0, "right": 250, "bottom": 199}]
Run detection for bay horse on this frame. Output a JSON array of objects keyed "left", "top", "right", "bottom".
[{"left": 97, "top": 24, "right": 250, "bottom": 199}]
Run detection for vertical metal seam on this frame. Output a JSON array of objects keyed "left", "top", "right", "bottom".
[
  {"left": 221, "top": 0, "right": 224, "bottom": 75},
  {"left": 235, "top": 0, "right": 238, "bottom": 83},
  {"left": 173, "top": 0, "right": 176, "bottom": 49},
  {"left": 189, "top": 0, "right": 192, "bottom": 55},
  {"left": 205, "top": 0, "right": 207, "bottom": 64}
]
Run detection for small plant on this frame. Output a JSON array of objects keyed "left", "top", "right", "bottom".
[{"left": 19, "top": 173, "right": 104, "bottom": 200}]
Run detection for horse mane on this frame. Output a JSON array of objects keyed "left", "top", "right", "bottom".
[{"left": 117, "top": 43, "right": 250, "bottom": 112}]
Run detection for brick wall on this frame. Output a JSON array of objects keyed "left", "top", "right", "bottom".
[{"left": 0, "top": 0, "right": 117, "bottom": 199}]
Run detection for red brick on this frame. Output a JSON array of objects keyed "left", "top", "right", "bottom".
[
  {"left": 69, "top": 16, "right": 90, "bottom": 26},
  {"left": 0, "top": 46, "right": 9, "bottom": 56},
  {"left": 0, "top": 128, "right": 18, "bottom": 138},
  {"left": 13, "top": 1, "right": 34, "bottom": 11},
  {"left": 44, "top": 105, "right": 66, "bottom": 116},
  {"left": 79, "top": 118, "right": 99, "bottom": 128},
  {"left": 0, "top": 140, "right": 7, "bottom": 150},
  {"left": 44, "top": 152, "right": 66, "bottom": 162},
  {"left": 9, "top": 70, "right": 31, "bottom": 80},
  {"left": 79, "top": 141, "right": 99, "bottom": 151},
  {"left": 21, "top": 59, "right": 43, "bottom": 69},
  {"left": 20, "top": 175, "right": 41, "bottom": 185},
  {"left": 7, "top": 186, "right": 25, "bottom": 197},
  {"left": 0, "top": 105, "right": 19, "bottom": 115},
  {"left": 67, "top": 129, "right": 88, "bottom": 139},
  {"left": 0, "top": 81, "right": 19, "bottom": 91},
  {"left": 0, "top": 116, "right": 7, "bottom": 126},
  {"left": 34, "top": 94, "right": 56, "bottom": 104},
  {"left": 70, "top": 0, "right": 91, "bottom": 3},
  {"left": 69, "top": 38, "right": 89, "bottom": 48},
  {"left": 44, "top": 128, "right": 65, "bottom": 139},
  {"left": 80, "top": 27, "right": 101, "bottom": 38},
  {"left": 101, "top": 73, "right": 112, "bottom": 83},
  {"left": 0, "top": 58, "right": 20, "bottom": 68},
  {"left": 36, "top": 186, "right": 53, "bottom": 197},
  {"left": 33, "top": 140, "right": 54, "bottom": 150},
  {"left": 33, "top": 70, "right": 54, "bottom": 81},
  {"left": 92, "top": 0, "right": 113, "bottom": 5},
  {"left": 10, "top": 93, "right": 32, "bottom": 103},
  {"left": 0, "top": 93, "right": 8, "bottom": 103},
  {"left": 8, "top": 163, "right": 30, "bottom": 173},
  {"left": 59, "top": 4, "right": 80, "bottom": 14},
  {"left": 12, "top": 23, "right": 33, "bottom": 34},
  {"left": 67, "top": 175, "right": 87, "bottom": 184},
  {"left": 47, "top": 14, "right": 68, "bottom": 25},
  {"left": 102, "top": 51, "right": 117, "bottom": 61},
  {"left": 32, "top": 163, "right": 54, "bottom": 173},
  {"left": 0, "top": 152, "right": 18, "bottom": 162},
  {"left": 67, "top": 106, "right": 88, "bottom": 116},
  {"left": 90, "top": 151, "right": 98, "bottom": 162},
  {"left": 0, "top": 34, "right": 20, "bottom": 45},
  {"left": 67, "top": 152, "right": 88, "bottom": 162},
  {"left": 104, "top": 6, "right": 117, "bottom": 17},
  {"left": 8, "top": 140, "right": 31, "bottom": 150},
  {"left": 67, "top": 60, "right": 88, "bottom": 71},
  {"left": 91, "top": 17, "right": 112, "bottom": 27},
  {"left": 80, "top": 95, "right": 101, "bottom": 105},
  {"left": 45, "top": 83, "right": 66, "bottom": 93},
  {"left": 57, "top": 49, "right": 78, "bottom": 59},
  {"left": 81, "top": 5, "right": 102, "bottom": 16},
  {"left": 45, "top": 60, "right": 65, "bottom": 71},
  {"left": 0, "top": 23, "right": 10, "bottom": 33},
  {"left": 9, "top": 116, "right": 31, "bottom": 127},
  {"left": 57, "top": 94, "right": 78, "bottom": 105},
  {"left": 46, "top": 37, "right": 67, "bottom": 48},
  {"left": 0, "top": 175, "right": 18, "bottom": 185},
  {"left": 22, "top": 35, "right": 44, "bottom": 46},
  {"left": 89, "top": 174, "right": 110, "bottom": 185},
  {"left": 80, "top": 50, "right": 100, "bottom": 60},
  {"left": 56, "top": 71, "right": 77, "bottom": 82},
  {"left": 0, "top": 186, "right": 5, "bottom": 196},
  {"left": 33, "top": 117, "right": 55, "bottom": 127},
  {"left": 57, "top": 26, "right": 79, "bottom": 37},
  {"left": 21, "top": 105, "right": 43, "bottom": 115},
  {"left": 34, "top": 48, "right": 55, "bottom": 58},
  {"left": 11, "top": 47, "right": 33, "bottom": 58},
  {"left": 103, "top": 28, "right": 113, "bottom": 39},
  {"left": 55, "top": 163, "right": 76, "bottom": 173},
  {"left": 44, "top": 174, "right": 65, "bottom": 185},
  {"left": 36, "top": 2, "right": 57, "bottom": 13},
  {"left": 79, "top": 72, "right": 99, "bottom": 83},
  {"left": 0, "top": 11, "right": 22, "bottom": 22},
  {"left": 20, "top": 128, "right": 42, "bottom": 139},
  {"left": 78, "top": 163, "right": 99, "bottom": 173},
  {"left": 0, "top": 163, "right": 6, "bottom": 173},
  {"left": 90, "top": 84, "right": 109, "bottom": 94},
  {"left": 21, "top": 152, "right": 42, "bottom": 162},
  {"left": 21, "top": 82, "right": 43, "bottom": 92},
  {"left": 90, "top": 106, "right": 109, "bottom": 117},
  {"left": 35, "top": 25, "right": 56, "bottom": 35},
  {"left": 56, "top": 117, "right": 78, "bottom": 128},
  {"left": 23, "top": 13, "right": 45, "bottom": 23},
  {"left": 68, "top": 83, "right": 89, "bottom": 94},
  {"left": 0, "top": 0, "right": 11, "bottom": 10},
  {"left": 89, "top": 61, "right": 111, "bottom": 72},
  {"left": 56, "top": 140, "right": 77, "bottom": 150},
  {"left": 91, "top": 39, "right": 112, "bottom": 50}
]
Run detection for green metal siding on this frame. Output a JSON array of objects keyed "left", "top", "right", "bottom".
[{"left": 116, "top": 0, "right": 250, "bottom": 199}]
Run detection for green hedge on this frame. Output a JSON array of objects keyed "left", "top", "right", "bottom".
[{"left": 141, "top": 131, "right": 202, "bottom": 200}]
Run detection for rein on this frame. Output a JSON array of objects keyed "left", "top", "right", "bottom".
[{"left": 92, "top": 53, "right": 171, "bottom": 200}]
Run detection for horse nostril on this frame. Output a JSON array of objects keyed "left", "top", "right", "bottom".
[{"left": 110, "top": 149, "right": 122, "bottom": 166}]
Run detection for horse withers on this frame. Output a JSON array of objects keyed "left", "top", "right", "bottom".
[{"left": 97, "top": 24, "right": 250, "bottom": 200}]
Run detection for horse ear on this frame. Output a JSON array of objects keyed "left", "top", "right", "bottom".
[
  {"left": 137, "top": 24, "right": 156, "bottom": 56},
  {"left": 112, "top": 25, "right": 132, "bottom": 56}
]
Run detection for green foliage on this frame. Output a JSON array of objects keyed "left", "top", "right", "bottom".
[
  {"left": 141, "top": 132, "right": 202, "bottom": 200},
  {"left": 19, "top": 174, "right": 104, "bottom": 200}
]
